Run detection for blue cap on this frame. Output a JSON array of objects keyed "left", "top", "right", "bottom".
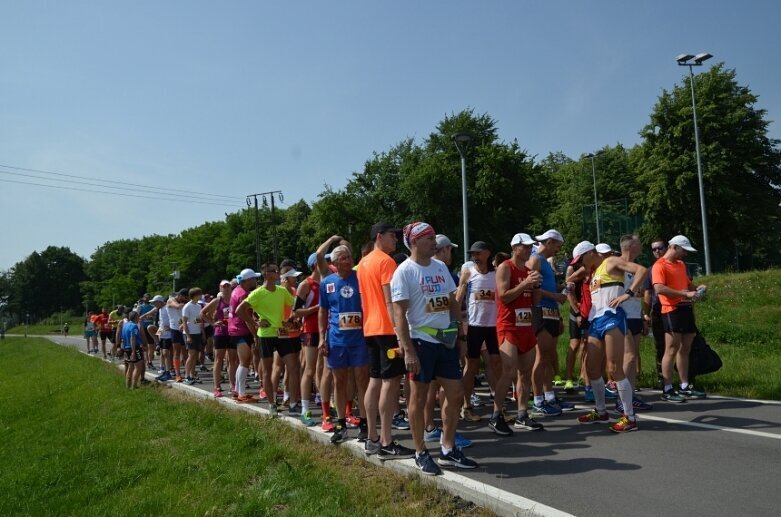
[{"left": 307, "top": 252, "right": 332, "bottom": 268}]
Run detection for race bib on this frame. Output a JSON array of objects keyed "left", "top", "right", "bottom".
[
  {"left": 473, "top": 289, "right": 495, "bottom": 302},
  {"left": 222, "top": 308, "right": 230, "bottom": 319},
  {"left": 338, "top": 312, "right": 362, "bottom": 330},
  {"left": 542, "top": 307, "right": 560, "bottom": 320},
  {"left": 515, "top": 308, "right": 532, "bottom": 327},
  {"left": 425, "top": 295, "right": 450, "bottom": 314}
]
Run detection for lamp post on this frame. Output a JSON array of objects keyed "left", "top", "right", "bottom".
[
  {"left": 676, "top": 52, "right": 713, "bottom": 275},
  {"left": 452, "top": 132, "right": 472, "bottom": 264},
  {"left": 582, "top": 152, "right": 602, "bottom": 243}
]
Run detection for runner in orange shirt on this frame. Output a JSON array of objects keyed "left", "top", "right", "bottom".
[{"left": 652, "top": 235, "right": 708, "bottom": 402}]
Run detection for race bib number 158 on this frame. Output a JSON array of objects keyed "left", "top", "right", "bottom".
[{"left": 426, "top": 295, "right": 450, "bottom": 313}]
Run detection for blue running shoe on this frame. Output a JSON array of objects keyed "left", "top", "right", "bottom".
[
  {"left": 392, "top": 411, "right": 410, "bottom": 430},
  {"left": 555, "top": 398, "right": 576, "bottom": 412},
  {"left": 632, "top": 397, "right": 654, "bottom": 410},
  {"left": 424, "top": 427, "right": 442, "bottom": 442},
  {"left": 531, "top": 401, "right": 562, "bottom": 417},
  {"left": 584, "top": 388, "right": 595, "bottom": 403}
]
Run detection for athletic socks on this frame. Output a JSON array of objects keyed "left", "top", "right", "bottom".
[
  {"left": 616, "top": 377, "right": 635, "bottom": 418},
  {"left": 301, "top": 399, "right": 310, "bottom": 414},
  {"left": 236, "top": 365, "right": 247, "bottom": 396},
  {"left": 590, "top": 377, "right": 607, "bottom": 413}
]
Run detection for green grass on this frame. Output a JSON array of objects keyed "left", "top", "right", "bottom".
[
  {"left": 0, "top": 338, "right": 492, "bottom": 516},
  {"left": 6, "top": 318, "right": 84, "bottom": 335},
  {"left": 557, "top": 268, "right": 781, "bottom": 400}
]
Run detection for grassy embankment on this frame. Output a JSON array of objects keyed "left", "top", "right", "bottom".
[
  {"left": 0, "top": 338, "right": 492, "bottom": 516},
  {"left": 557, "top": 268, "right": 781, "bottom": 400}
]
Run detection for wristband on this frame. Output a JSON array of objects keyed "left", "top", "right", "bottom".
[{"left": 624, "top": 289, "right": 635, "bottom": 297}]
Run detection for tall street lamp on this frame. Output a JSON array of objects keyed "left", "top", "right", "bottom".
[
  {"left": 452, "top": 132, "right": 472, "bottom": 264},
  {"left": 677, "top": 52, "right": 713, "bottom": 275},
  {"left": 581, "top": 152, "right": 603, "bottom": 243}
]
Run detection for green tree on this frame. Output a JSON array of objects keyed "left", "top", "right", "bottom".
[{"left": 632, "top": 64, "right": 781, "bottom": 270}]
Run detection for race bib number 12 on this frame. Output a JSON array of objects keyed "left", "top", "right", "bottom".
[{"left": 515, "top": 308, "right": 532, "bottom": 327}]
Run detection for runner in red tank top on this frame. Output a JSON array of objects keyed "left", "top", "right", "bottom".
[{"left": 489, "top": 233, "right": 542, "bottom": 437}]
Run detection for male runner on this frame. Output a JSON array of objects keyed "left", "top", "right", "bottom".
[
  {"left": 181, "top": 288, "right": 205, "bottom": 385},
  {"left": 238, "top": 263, "right": 299, "bottom": 416},
  {"left": 96, "top": 307, "right": 112, "bottom": 359},
  {"left": 121, "top": 310, "right": 144, "bottom": 389},
  {"left": 527, "top": 229, "right": 569, "bottom": 416},
  {"left": 392, "top": 221, "right": 478, "bottom": 475},
  {"left": 357, "top": 223, "right": 412, "bottom": 458},
  {"left": 644, "top": 238, "right": 668, "bottom": 388},
  {"left": 490, "top": 233, "right": 543, "bottom": 436},
  {"left": 167, "top": 289, "right": 189, "bottom": 382},
  {"left": 573, "top": 240, "right": 647, "bottom": 432},
  {"left": 318, "top": 244, "right": 370, "bottom": 443},
  {"left": 653, "top": 235, "right": 708, "bottom": 402},
  {"left": 294, "top": 257, "right": 323, "bottom": 426}
]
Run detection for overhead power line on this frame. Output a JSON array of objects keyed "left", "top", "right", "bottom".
[
  {"left": 0, "top": 163, "right": 245, "bottom": 201},
  {"left": 0, "top": 177, "right": 241, "bottom": 208}
]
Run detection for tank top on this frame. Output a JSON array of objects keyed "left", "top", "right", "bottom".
[
  {"left": 496, "top": 260, "right": 535, "bottom": 332},
  {"left": 588, "top": 261, "right": 624, "bottom": 321},
  {"left": 533, "top": 252, "right": 558, "bottom": 309},
  {"left": 466, "top": 265, "right": 497, "bottom": 327},
  {"left": 621, "top": 271, "right": 642, "bottom": 319},
  {"left": 214, "top": 297, "right": 230, "bottom": 337},
  {"left": 302, "top": 276, "right": 320, "bottom": 334}
]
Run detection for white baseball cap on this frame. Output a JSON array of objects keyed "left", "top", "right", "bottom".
[
  {"left": 510, "top": 233, "right": 536, "bottom": 246},
  {"left": 150, "top": 295, "right": 165, "bottom": 304},
  {"left": 280, "top": 268, "right": 303, "bottom": 279},
  {"left": 237, "top": 268, "right": 261, "bottom": 282},
  {"left": 571, "top": 241, "right": 596, "bottom": 265},
  {"left": 595, "top": 243, "right": 613, "bottom": 254},
  {"left": 669, "top": 235, "right": 697, "bottom": 252},
  {"left": 435, "top": 234, "right": 459, "bottom": 250},
  {"left": 535, "top": 229, "right": 564, "bottom": 243}
]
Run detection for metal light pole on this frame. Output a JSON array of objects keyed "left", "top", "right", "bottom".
[
  {"left": 582, "top": 152, "right": 602, "bottom": 243},
  {"left": 452, "top": 132, "right": 472, "bottom": 264},
  {"left": 677, "top": 52, "right": 713, "bottom": 275}
]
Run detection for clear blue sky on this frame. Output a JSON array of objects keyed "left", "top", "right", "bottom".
[{"left": 2, "top": 1, "right": 779, "bottom": 270}]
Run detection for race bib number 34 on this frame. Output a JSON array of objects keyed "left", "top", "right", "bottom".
[
  {"left": 473, "top": 289, "right": 495, "bottom": 302},
  {"left": 425, "top": 295, "right": 450, "bottom": 314},
  {"left": 515, "top": 308, "right": 532, "bottom": 327},
  {"left": 338, "top": 312, "right": 362, "bottom": 330}
]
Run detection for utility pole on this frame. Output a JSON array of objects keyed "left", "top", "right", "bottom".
[{"left": 246, "top": 191, "right": 283, "bottom": 267}]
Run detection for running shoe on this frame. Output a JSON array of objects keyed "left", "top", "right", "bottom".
[
  {"left": 157, "top": 368, "right": 166, "bottom": 375},
  {"left": 268, "top": 404, "right": 278, "bottom": 418},
  {"left": 364, "top": 438, "right": 381, "bottom": 455},
  {"left": 199, "top": 365, "right": 208, "bottom": 372},
  {"left": 584, "top": 388, "right": 595, "bottom": 403},
  {"left": 564, "top": 379, "right": 576, "bottom": 393},
  {"left": 488, "top": 415, "right": 513, "bottom": 436},
  {"left": 321, "top": 417, "right": 335, "bottom": 432},
  {"left": 661, "top": 389, "right": 687, "bottom": 403},
  {"left": 314, "top": 393, "right": 322, "bottom": 406},
  {"left": 553, "top": 375, "right": 565, "bottom": 386},
  {"left": 554, "top": 398, "right": 576, "bottom": 412},
  {"left": 531, "top": 401, "right": 562, "bottom": 417},
  {"left": 300, "top": 411, "right": 315, "bottom": 427},
  {"left": 213, "top": 387, "right": 222, "bottom": 398},
  {"left": 175, "top": 375, "right": 183, "bottom": 383},
  {"left": 424, "top": 427, "right": 443, "bottom": 442},
  {"left": 392, "top": 411, "right": 410, "bottom": 430},
  {"left": 259, "top": 388, "right": 267, "bottom": 399},
  {"left": 415, "top": 450, "right": 442, "bottom": 476},
  {"left": 377, "top": 440, "right": 415, "bottom": 460},
  {"left": 438, "top": 447, "right": 478, "bottom": 469},
  {"left": 156, "top": 371, "right": 172, "bottom": 382},
  {"left": 609, "top": 416, "right": 638, "bottom": 433},
  {"left": 236, "top": 394, "right": 258, "bottom": 403},
  {"left": 679, "top": 386, "right": 706, "bottom": 399},
  {"left": 577, "top": 409, "right": 610, "bottom": 424},
  {"left": 470, "top": 393, "right": 484, "bottom": 407},
  {"left": 345, "top": 415, "right": 361, "bottom": 428},
  {"left": 514, "top": 415, "right": 544, "bottom": 431},
  {"left": 604, "top": 384, "right": 618, "bottom": 400},
  {"left": 460, "top": 406, "right": 482, "bottom": 422},
  {"left": 633, "top": 397, "right": 654, "bottom": 411},
  {"left": 184, "top": 377, "right": 197, "bottom": 386},
  {"left": 288, "top": 403, "right": 302, "bottom": 416},
  {"left": 331, "top": 425, "right": 348, "bottom": 444},
  {"left": 357, "top": 424, "right": 368, "bottom": 442}
]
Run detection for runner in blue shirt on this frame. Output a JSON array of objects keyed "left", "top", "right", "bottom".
[{"left": 319, "top": 242, "right": 370, "bottom": 444}]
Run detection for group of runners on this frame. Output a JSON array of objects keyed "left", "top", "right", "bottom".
[{"left": 101, "top": 221, "right": 709, "bottom": 476}]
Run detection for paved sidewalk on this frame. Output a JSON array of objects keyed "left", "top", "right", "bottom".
[{"left": 45, "top": 335, "right": 781, "bottom": 517}]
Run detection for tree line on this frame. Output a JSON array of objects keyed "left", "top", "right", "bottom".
[{"left": 1, "top": 64, "right": 779, "bottom": 323}]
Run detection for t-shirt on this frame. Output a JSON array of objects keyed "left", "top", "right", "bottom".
[
  {"left": 167, "top": 298, "right": 184, "bottom": 332},
  {"left": 228, "top": 285, "right": 250, "bottom": 336},
  {"left": 158, "top": 305, "right": 172, "bottom": 339},
  {"left": 108, "top": 310, "right": 122, "bottom": 328},
  {"left": 496, "top": 260, "right": 535, "bottom": 332},
  {"left": 621, "top": 271, "right": 643, "bottom": 319},
  {"left": 464, "top": 266, "right": 497, "bottom": 327},
  {"left": 391, "top": 258, "right": 456, "bottom": 344},
  {"left": 138, "top": 303, "right": 154, "bottom": 327},
  {"left": 182, "top": 301, "right": 203, "bottom": 334},
  {"left": 320, "top": 271, "right": 365, "bottom": 347},
  {"left": 652, "top": 257, "right": 691, "bottom": 314},
  {"left": 95, "top": 313, "right": 111, "bottom": 332},
  {"left": 244, "top": 285, "right": 295, "bottom": 338},
  {"left": 121, "top": 321, "right": 141, "bottom": 351},
  {"left": 357, "top": 248, "right": 397, "bottom": 337},
  {"left": 532, "top": 252, "right": 559, "bottom": 310}
]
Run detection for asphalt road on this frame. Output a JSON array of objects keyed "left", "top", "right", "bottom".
[{"left": 40, "top": 334, "right": 781, "bottom": 517}]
